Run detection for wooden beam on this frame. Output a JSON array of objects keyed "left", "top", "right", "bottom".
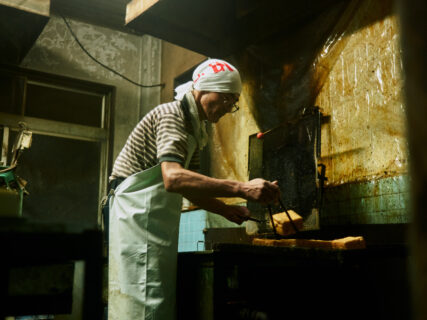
[
  {"left": 0, "top": 2, "right": 50, "bottom": 64},
  {"left": 0, "top": 0, "right": 49, "bottom": 16},
  {"left": 125, "top": 0, "right": 159, "bottom": 25}
]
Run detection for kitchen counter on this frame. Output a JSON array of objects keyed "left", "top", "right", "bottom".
[
  {"left": 0, "top": 217, "right": 104, "bottom": 319},
  {"left": 177, "top": 242, "right": 410, "bottom": 320}
]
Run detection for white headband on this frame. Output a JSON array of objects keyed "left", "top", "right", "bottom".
[{"left": 174, "top": 59, "right": 242, "bottom": 100}]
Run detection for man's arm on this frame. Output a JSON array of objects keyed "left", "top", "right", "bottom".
[
  {"left": 161, "top": 161, "right": 279, "bottom": 204},
  {"left": 183, "top": 195, "right": 250, "bottom": 225}
]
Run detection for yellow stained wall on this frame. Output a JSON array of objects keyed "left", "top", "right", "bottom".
[
  {"left": 208, "top": 88, "right": 259, "bottom": 183},
  {"left": 209, "top": 0, "right": 407, "bottom": 190},
  {"left": 316, "top": 2, "right": 406, "bottom": 185}
]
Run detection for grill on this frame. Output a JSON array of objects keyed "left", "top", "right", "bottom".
[
  {"left": 177, "top": 106, "right": 410, "bottom": 319},
  {"left": 247, "top": 106, "right": 323, "bottom": 231}
]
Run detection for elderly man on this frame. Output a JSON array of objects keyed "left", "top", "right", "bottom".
[{"left": 108, "top": 59, "right": 279, "bottom": 320}]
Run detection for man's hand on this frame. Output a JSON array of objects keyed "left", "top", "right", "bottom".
[
  {"left": 161, "top": 162, "right": 280, "bottom": 204},
  {"left": 240, "top": 179, "right": 280, "bottom": 204},
  {"left": 221, "top": 205, "right": 251, "bottom": 225}
]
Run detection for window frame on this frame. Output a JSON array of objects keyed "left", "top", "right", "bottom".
[{"left": 0, "top": 64, "right": 115, "bottom": 226}]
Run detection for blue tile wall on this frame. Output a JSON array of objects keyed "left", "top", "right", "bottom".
[{"left": 178, "top": 209, "right": 207, "bottom": 252}]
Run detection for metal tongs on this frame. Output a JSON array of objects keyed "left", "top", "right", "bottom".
[
  {"left": 267, "top": 198, "right": 299, "bottom": 238},
  {"left": 246, "top": 216, "right": 264, "bottom": 223}
]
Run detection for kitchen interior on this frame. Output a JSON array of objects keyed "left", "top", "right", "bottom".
[{"left": 1, "top": 0, "right": 426, "bottom": 319}]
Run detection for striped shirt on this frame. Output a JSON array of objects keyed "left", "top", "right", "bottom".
[{"left": 110, "top": 98, "right": 200, "bottom": 181}]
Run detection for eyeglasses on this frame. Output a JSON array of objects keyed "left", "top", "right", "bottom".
[{"left": 223, "top": 95, "right": 240, "bottom": 113}]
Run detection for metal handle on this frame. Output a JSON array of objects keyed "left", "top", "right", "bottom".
[{"left": 267, "top": 205, "right": 279, "bottom": 238}]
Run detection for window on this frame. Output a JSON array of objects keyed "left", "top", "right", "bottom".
[{"left": 0, "top": 65, "right": 114, "bottom": 227}]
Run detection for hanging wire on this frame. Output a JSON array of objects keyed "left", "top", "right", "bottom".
[{"left": 60, "top": 13, "right": 165, "bottom": 88}]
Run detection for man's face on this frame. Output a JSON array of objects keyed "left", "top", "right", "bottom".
[{"left": 199, "top": 92, "right": 240, "bottom": 123}]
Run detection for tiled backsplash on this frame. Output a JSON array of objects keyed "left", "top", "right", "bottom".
[
  {"left": 178, "top": 209, "right": 206, "bottom": 252},
  {"left": 178, "top": 209, "right": 244, "bottom": 252},
  {"left": 178, "top": 176, "right": 410, "bottom": 247},
  {"left": 321, "top": 175, "right": 410, "bottom": 225}
]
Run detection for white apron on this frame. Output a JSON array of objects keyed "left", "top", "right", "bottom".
[{"left": 108, "top": 135, "right": 197, "bottom": 320}]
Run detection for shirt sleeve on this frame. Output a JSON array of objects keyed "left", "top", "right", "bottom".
[
  {"left": 158, "top": 155, "right": 184, "bottom": 165},
  {"left": 155, "top": 111, "right": 189, "bottom": 164},
  {"left": 188, "top": 148, "right": 201, "bottom": 171}
]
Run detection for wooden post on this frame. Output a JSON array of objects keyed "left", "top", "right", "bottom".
[{"left": 398, "top": 0, "right": 427, "bottom": 319}]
